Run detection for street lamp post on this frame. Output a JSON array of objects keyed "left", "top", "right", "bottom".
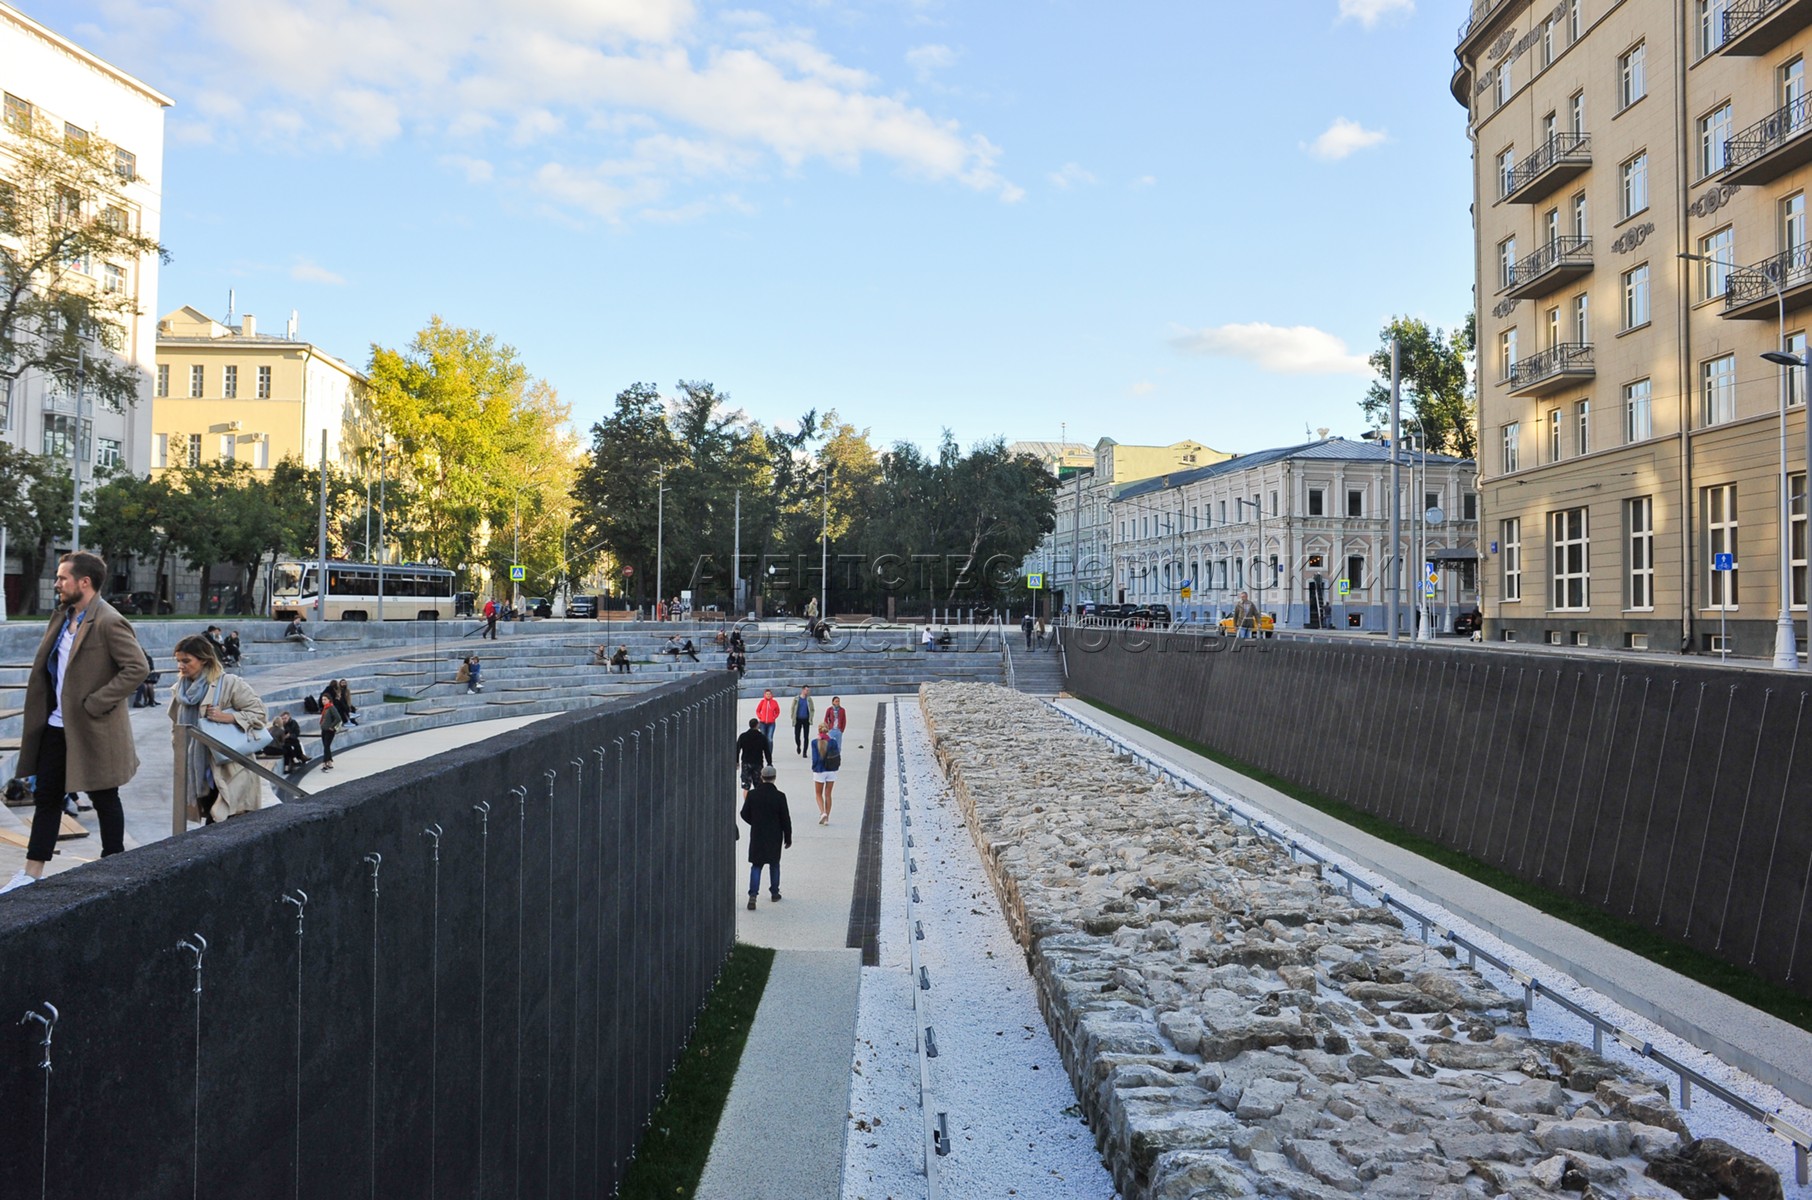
[
  {"left": 1763, "top": 348, "right": 1810, "bottom": 670},
  {"left": 655, "top": 466, "right": 666, "bottom": 620}
]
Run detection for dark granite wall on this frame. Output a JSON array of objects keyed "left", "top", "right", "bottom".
[{"left": 0, "top": 673, "right": 735, "bottom": 1199}]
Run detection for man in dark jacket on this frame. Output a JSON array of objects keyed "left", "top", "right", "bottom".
[
  {"left": 739, "top": 765, "right": 792, "bottom": 910},
  {"left": 735, "top": 717, "right": 772, "bottom": 796}
]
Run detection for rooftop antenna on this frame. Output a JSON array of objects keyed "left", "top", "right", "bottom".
[
  {"left": 287, "top": 310, "right": 299, "bottom": 340},
  {"left": 225, "top": 288, "right": 235, "bottom": 326}
]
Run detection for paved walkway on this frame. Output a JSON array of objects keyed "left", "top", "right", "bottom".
[
  {"left": 1057, "top": 697, "right": 1812, "bottom": 1111},
  {"left": 696, "top": 693, "right": 879, "bottom": 1200}
]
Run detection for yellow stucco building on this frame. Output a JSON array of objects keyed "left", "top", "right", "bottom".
[{"left": 153, "top": 306, "right": 366, "bottom": 474}]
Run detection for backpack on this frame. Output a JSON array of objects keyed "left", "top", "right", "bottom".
[
  {"left": 303, "top": 695, "right": 320, "bottom": 714},
  {"left": 821, "top": 739, "right": 841, "bottom": 771}
]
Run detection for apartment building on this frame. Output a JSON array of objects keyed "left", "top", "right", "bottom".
[
  {"left": 1110, "top": 437, "right": 1479, "bottom": 629},
  {"left": 1033, "top": 437, "right": 1230, "bottom": 607},
  {"left": 1457, "top": 0, "right": 1812, "bottom": 655},
  {"left": 0, "top": 4, "right": 169, "bottom": 479},
  {"left": 154, "top": 306, "right": 368, "bottom": 474}
]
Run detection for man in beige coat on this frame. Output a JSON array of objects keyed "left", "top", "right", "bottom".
[{"left": 3, "top": 552, "right": 148, "bottom": 893}]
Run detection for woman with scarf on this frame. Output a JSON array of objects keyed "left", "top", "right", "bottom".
[{"left": 169, "top": 633, "right": 268, "bottom": 824}]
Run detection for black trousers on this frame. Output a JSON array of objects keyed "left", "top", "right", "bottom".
[
  {"left": 320, "top": 728, "right": 336, "bottom": 763},
  {"left": 26, "top": 725, "right": 124, "bottom": 863},
  {"left": 793, "top": 717, "right": 811, "bottom": 754}
]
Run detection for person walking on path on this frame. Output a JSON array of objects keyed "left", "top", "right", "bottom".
[
  {"left": 824, "top": 695, "right": 847, "bottom": 736},
  {"left": 4, "top": 552, "right": 149, "bottom": 893},
  {"left": 1022, "top": 612, "right": 1034, "bottom": 649},
  {"left": 1034, "top": 617, "right": 1047, "bottom": 649},
  {"left": 790, "top": 685, "right": 815, "bottom": 757},
  {"left": 735, "top": 718, "right": 771, "bottom": 797},
  {"left": 740, "top": 764, "right": 791, "bottom": 908},
  {"left": 169, "top": 634, "right": 269, "bottom": 825},
  {"left": 755, "top": 688, "right": 780, "bottom": 749},
  {"left": 317, "top": 696, "right": 343, "bottom": 772},
  {"left": 482, "top": 597, "right": 499, "bottom": 639},
  {"left": 810, "top": 720, "right": 841, "bottom": 824},
  {"left": 1231, "top": 591, "right": 1261, "bottom": 639}
]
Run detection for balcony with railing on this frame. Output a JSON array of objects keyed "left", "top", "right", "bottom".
[
  {"left": 1504, "top": 342, "right": 1595, "bottom": 396},
  {"left": 1500, "top": 133, "right": 1591, "bottom": 204},
  {"left": 1501, "top": 236, "right": 1593, "bottom": 300},
  {"left": 1722, "top": 244, "right": 1812, "bottom": 319},
  {"left": 1722, "top": 94, "right": 1812, "bottom": 184},
  {"left": 1457, "top": 0, "right": 1515, "bottom": 50},
  {"left": 1720, "top": 0, "right": 1812, "bottom": 55}
]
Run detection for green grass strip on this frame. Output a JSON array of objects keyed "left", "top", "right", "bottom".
[
  {"left": 1077, "top": 695, "right": 1812, "bottom": 1033},
  {"left": 619, "top": 942, "right": 777, "bottom": 1199}
]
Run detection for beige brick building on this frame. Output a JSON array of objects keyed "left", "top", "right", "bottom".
[
  {"left": 153, "top": 306, "right": 367, "bottom": 475},
  {"left": 1456, "top": 0, "right": 1812, "bottom": 657}
]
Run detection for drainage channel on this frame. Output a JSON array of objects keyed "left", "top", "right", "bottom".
[{"left": 893, "top": 697, "right": 949, "bottom": 1198}]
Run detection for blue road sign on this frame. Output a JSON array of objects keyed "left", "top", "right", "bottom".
[{"left": 1714, "top": 553, "right": 1734, "bottom": 572}]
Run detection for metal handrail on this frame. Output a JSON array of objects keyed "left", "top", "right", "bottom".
[
  {"left": 1726, "top": 244, "right": 1812, "bottom": 309},
  {"left": 173, "top": 724, "right": 311, "bottom": 835},
  {"left": 1502, "top": 133, "right": 1591, "bottom": 201},
  {"left": 1457, "top": 0, "right": 1509, "bottom": 43},
  {"left": 1723, "top": 0, "right": 1798, "bottom": 43},
  {"left": 1503, "top": 341, "right": 1594, "bottom": 389},
  {"left": 1503, "top": 235, "right": 1592, "bottom": 293},
  {"left": 1725, "top": 93, "right": 1812, "bottom": 173},
  {"left": 1047, "top": 702, "right": 1812, "bottom": 1186},
  {"left": 996, "top": 615, "right": 1016, "bottom": 691}
]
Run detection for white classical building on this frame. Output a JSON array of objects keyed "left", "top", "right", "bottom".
[
  {"left": 0, "top": 4, "right": 170, "bottom": 603},
  {"left": 1110, "top": 436, "right": 1481, "bottom": 633}
]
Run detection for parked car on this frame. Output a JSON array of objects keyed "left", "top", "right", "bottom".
[
  {"left": 524, "top": 596, "right": 552, "bottom": 619},
  {"left": 1218, "top": 611, "right": 1277, "bottom": 637},
  {"left": 108, "top": 590, "right": 173, "bottom": 615},
  {"left": 1132, "top": 604, "right": 1172, "bottom": 628},
  {"left": 568, "top": 594, "right": 599, "bottom": 619}
]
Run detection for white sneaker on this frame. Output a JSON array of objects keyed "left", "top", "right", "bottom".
[{"left": 1, "top": 870, "right": 36, "bottom": 894}]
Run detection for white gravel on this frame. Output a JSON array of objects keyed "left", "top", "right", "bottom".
[
  {"left": 842, "top": 699, "right": 1119, "bottom": 1200},
  {"left": 844, "top": 694, "right": 1812, "bottom": 1199}
]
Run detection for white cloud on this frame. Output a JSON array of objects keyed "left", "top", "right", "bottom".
[
  {"left": 94, "top": 0, "right": 1019, "bottom": 212},
  {"left": 290, "top": 257, "right": 347, "bottom": 285},
  {"left": 1170, "top": 322, "right": 1371, "bottom": 376},
  {"left": 905, "top": 42, "right": 956, "bottom": 82},
  {"left": 1129, "top": 380, "right": 1156, "bottom": 396},
  {"left": 1338, "top": 0, "right": 1414, "bottom": 27},
  {"left": 1130, "top": 174, "right": 1157, "bottom": 189},
  {"left": 441, "top": 154, "right": 495, "bottom": 183},
  {"left": 1303, "top": 117, "right": 1387, "bottom": 161},
  {"left": 1047, "top": 162, "right": 1096, "bottom": 190}
]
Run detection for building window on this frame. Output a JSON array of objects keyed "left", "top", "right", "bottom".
[
  {"left": 1497, "top": 148, "right": 1516, "bottom": 198},
  {"left": 42, "top": 415, "right": 91, "bottom": 463},
  {"left": 1619, "top": 42, "right": 1647, "bottom": 109},
  {"left": 1699, "top": 103, "right": 1732, "bottom": 177},
  {"left": 1621, "top": 152, "right": 1648, "bottom": 219},
  {"left": 1546, "top": 305, "right": 1562, "bottom": 349},
  {"left": 1699, "top": 0, "right": 1728, "bottom": 54},
  {"left": 1308, "top": 487, "right": 1324, "bottom": 516},
  {"left": 1785, "top": 191, "right": 1807, "bottom": 253},
  {"left": 1346, "top": 488, "right": 1363, "bottom": 518},
  {"left": 1499, "top": 237, "right": 1518, "bottom": 289},
  {"left": 1623, "top": 263, "right": 1650, "bottom": 329},
  {"left": 1545, "top": 206, "right": 1561, "bottom": 248},
  {"left": 1463, "top": 492, "right": 1478, "bottom": 521},
  {"left": 101, "top": 263, "right": 126, "bottom": 294},
  {"left": 1576, "top": 399, "right": 1591, "bottom": 455},
  {"left": 187, "top": 433, "right": 202, "bottom": 468},
  {"left": 63, "top": 122, "right": 87, "bottom": 150},
  {"left": 1218, "top": 500, "right": 1226, "bottom": 524},
  {"left": 1699, "top": 226, "right": 1733, "bottom": 301},
  {"left": 220, "top": 435, "right": 235, "bottom": 461},
  {"left": 257, "top": 366, "right": 272, "bottom": 399},
  {"left": 255, "top": 436, "right": 270, "bottom": 470},
  {"left": 155, "top": 364, "right": 168, "bottom": 398},
  {"left": 1572, "top": 189, "right": 1588, "bottom": 235},
  {"left": 223, "top": 365, "right": 237, "bottom": 399},
  {"left": 1503, "top": 518, "right": 1522, "bottom": 602},
  {"left": 1793, "top": 472, "right": 1807, "bottom": 607},
  {"left": 1497, "top": 58, "right": 1513, "bottom": 106},
  {"left": 1624, "top": 378, "right": 1653, "bottom": 442},
  {"left": 1573, "top": 292, "right": 1589, "bottom": 342},
  {"left": 96, "top": 437, "right": 121, "bottom": 471},
  {"left": 189, "top": 364, "right": 204, "bottom": 398},
  {"left": 1503, "top": 422, "right": 1521, "bottom": 473},
  {"left": 1499, "top": 328, "right": 1518, "bottom": 379},
  {"left": 1702, "top": 353, "right": 1737, "bottom": 425},
  {"left": 1345, "top": 554, "right": 1365, "bottom": 597},
  {"left": 154, "top": 433, "right": 168, "bottom": 469},
  {"left": 2, "top": 93, "right": 30, "bottom": 133},
  {"left": 1788, "top": 332, "right": 1807, "bottom": 408},
  {"left": 1568, "top": 0, "right": 1581, "bottom": 41},
  {"left": 1549, "top": 408, "right": 1564, "bottom": 462},
  {"left": 114, "top": 148, "right": 136, "bottom": 181},
  {"left": 1704, "top": 483, "right": 1739, "bottom": 606},
  {"left": 1627, "top": 496, "right": 1654, "bottom": 609},
  {"left": 1540, "top": 19, "right": 1555, "bottom": 67},
  {"left": 101, "top": 205, "right": 126, "bottom": 233},
  {"left": 1551, "top": 507, "right": 1589, "bottom": 610}
]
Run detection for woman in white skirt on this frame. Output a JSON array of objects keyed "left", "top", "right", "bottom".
[{"left": 809, "top": 720, "right": 841, "bottom": 824}]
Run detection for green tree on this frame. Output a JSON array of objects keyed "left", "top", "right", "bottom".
[
  {"left": 571, "top": 382, "right": 683, "bottom": 607},
  {"left": 86, "top": 469, "right": 175, "bottom": 604},
  {"left": 1361, "top": 315, "right": 1477, "bottom": 459},
  {"left": 0, "top": 113, "right": 168, "bottom": 410}
]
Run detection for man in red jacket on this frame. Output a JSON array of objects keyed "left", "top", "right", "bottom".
[{"left": 755, "top": 688, "right": 780, "bottom": 751}]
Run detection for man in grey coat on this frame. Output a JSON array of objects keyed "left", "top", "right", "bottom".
[
  {"left": 3, "top": 552, "right": 149, "bottom": 893},
  {"left": 739, "top": 765, "right": 792, "bottom": 910}
]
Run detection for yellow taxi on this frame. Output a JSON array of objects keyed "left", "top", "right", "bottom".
[{"left": 1218, "top": 612, "right": 1276, "bottom": 636}]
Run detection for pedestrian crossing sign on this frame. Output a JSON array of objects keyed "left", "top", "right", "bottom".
[
  {"left": 510, "top": 565, "right": 526, "bottom": 582},
  {"left": 1337, "top": 579, "right": 1351, "bottom": 596},
  {"left": 1026, "top": 572, "right": 1044, "bottom": 589}
]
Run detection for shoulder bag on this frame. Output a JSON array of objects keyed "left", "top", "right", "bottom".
[{"left": 203, "top": 676, "right": 273, "bottom": 765}]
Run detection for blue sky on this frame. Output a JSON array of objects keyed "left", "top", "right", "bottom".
[{"left": 54, "top": 0, "right": 1476, "bottom": 456}]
